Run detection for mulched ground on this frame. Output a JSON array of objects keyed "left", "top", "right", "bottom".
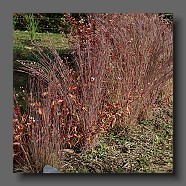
[
  {"left": 56, "top": 103, "right": 173, "bottom": 173},
  {"left": 13, "top": 90, "right": 173, "bottom": 174}
]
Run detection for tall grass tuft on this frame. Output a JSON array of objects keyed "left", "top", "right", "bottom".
[
  {"left": 69, "top": 13, "right": 173, "bottom": 126},
  {"left": 13, "top": 13, "right": 173, "bottom": 172},
  {"left": 14, "top": 43, "right": 106, "bottom": 171},
  {"left": 24, "top": 13, "right": 39, "bottom": 41}
]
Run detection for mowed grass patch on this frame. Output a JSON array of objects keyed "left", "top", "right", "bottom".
[
  {"left": 13, "top": 30, "right": 70, "bottom": 50},
  {"left": 13, "top": 30, "right": 71, "bottom": 65},
  {"left": 13, "top": 30, "right": 72, "bottom": 92}
]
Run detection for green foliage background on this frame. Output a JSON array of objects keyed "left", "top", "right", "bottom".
[
  {"left": 13, "top": 13, "right": 88, "bottom": 34},
  {"left": 13, "top": 13, "right": 172, "bottom": 34}
]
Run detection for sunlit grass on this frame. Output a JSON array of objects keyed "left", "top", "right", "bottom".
[{"left": 13, "top": 30, "right": 70, "bottom": 50}]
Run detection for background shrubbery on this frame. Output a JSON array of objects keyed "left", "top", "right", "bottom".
[
  {"left": 13, "top": 13, "right": 172, "bottom": 34},
  {"left": 13, "top": 13, "right": 88, "bottom": 34}
]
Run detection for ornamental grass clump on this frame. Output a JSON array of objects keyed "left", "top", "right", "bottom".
[
  {"left": 70, "top": 13, "right": 173, "bottom": 126},
  {"left": 13, "top": 13, "right": 173, "bottom": 173},
  {"left": 14, "top": 43, "right": 107, "bottom": 172}
]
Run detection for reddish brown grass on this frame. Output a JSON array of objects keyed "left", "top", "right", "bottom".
[{"left": 13, "top": 13, "right": 173, "bottom": 172}]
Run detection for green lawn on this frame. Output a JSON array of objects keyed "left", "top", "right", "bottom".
[
  {"left": 13, "top": 30, "right": 70, "bottom": 50},
  {"left": 13, "top": 30, "right": 72, "bottom": 92}
]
